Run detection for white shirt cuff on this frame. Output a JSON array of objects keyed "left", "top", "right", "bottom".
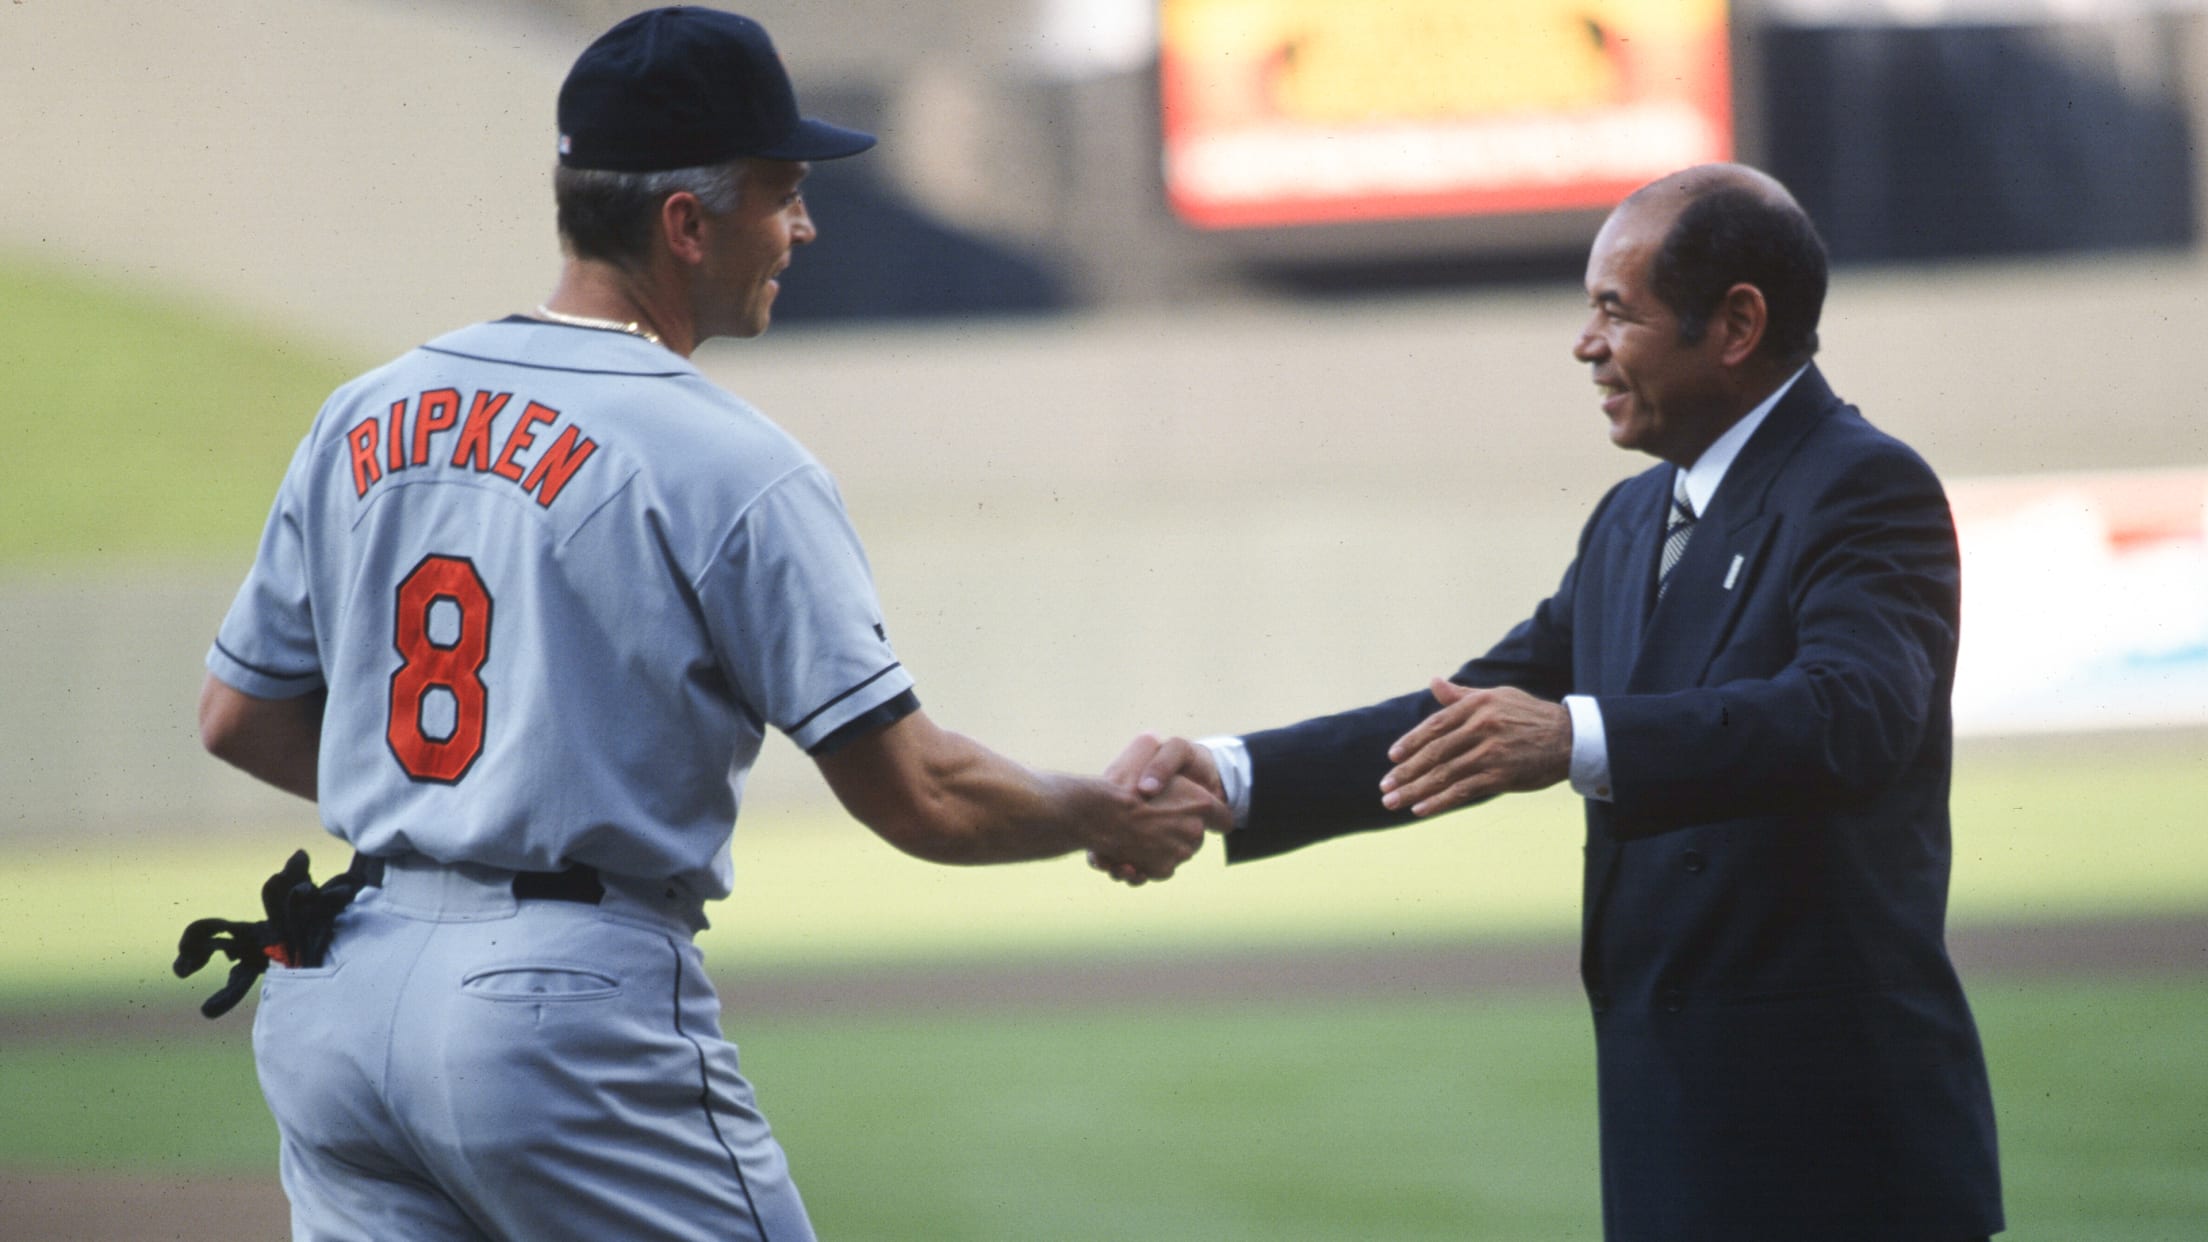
[
  {"left": 1196, "top": 736, "right": 1252, "bottom": 829},
  {"left": 1563, "top": 695, "right": 1614, "bottom": 802}
]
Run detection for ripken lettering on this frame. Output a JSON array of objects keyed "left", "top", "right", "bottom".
[{"left": 346, "top": 388, "right": 598, "bottom": 508}]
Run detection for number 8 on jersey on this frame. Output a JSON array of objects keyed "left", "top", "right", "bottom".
[{"left": 388, "top": 554, "right": 493, "bottom": 784}]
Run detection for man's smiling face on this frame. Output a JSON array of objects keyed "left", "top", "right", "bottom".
[{"left": 1571, "top": 198, "right": 1733, "bottom": 466}]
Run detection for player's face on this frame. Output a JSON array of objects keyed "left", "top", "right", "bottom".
[
  {"left": 1572, "top": 201, "right": 1730, "bottom": 465},
  {"left": 699, "top": 158, "right": 815, "bottom": 340}
]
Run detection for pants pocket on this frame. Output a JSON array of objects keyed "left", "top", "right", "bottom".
[{"left": 460, "top": 964, "right": 622, "bottom": 1003}]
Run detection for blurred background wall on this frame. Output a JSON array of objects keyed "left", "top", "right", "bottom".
[{"left": 4, "top": 0, "right": 2206, "bottom": 836}]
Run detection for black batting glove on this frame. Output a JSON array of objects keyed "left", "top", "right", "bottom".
[{"left": 174, "top": 850, "right": 363, "bottom": 1019}]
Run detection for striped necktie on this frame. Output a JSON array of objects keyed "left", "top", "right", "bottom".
[{"left": 1657, "top": 469, "right": 1697, "bottom": 601}]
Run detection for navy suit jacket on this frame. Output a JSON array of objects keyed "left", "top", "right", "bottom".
[{"left": 1226, "top": 368, "right": 2002, "bottom": 1241}]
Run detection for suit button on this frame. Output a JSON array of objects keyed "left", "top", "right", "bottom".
[
  {"left": 1681, "top": 849, "right": 1707, "bottom": 874},
  {"left": 1659, "top": 987, "right": 1685, "bottom": 1013}
]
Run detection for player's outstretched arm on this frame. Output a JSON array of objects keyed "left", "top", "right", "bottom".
[
  {"left": 814, "top": 710, "right": 1230, "bottom": 881},
  {"left": 198, "top": 675, "right": 324, "bottom": 802}
]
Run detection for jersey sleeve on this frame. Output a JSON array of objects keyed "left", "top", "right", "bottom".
[
  {"left": 206, "top": 436, "right": 326, "bottom": 699},
  {"left": 701, "top": 465, "right": 917, "bottom": 754}
]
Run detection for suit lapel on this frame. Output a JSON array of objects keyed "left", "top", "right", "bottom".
[
  {"left": 1629, "top": 515, "right": 1778, "bottom": 691},
  {"left": 1626, "top": 366, "right": 1835, "bottom": 692},
  {"left": 1599, "top": 495, "right": 1665, "bottom": 693}
]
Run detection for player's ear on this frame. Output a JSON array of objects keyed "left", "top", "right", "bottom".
[
  {"left": 659, "top": 191, "right": 711, "bottom": 266},
  {"left": 1714, "top": 282, "right": 1768, "bottom": 368}
]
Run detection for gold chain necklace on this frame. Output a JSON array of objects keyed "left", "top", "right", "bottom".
[{"left": 532, "top": 304, "right": 662, "bottom": 345}]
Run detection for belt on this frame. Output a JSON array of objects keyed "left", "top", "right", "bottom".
[{"left": 350, "top": 853, "right": 605, "bottom": 905}]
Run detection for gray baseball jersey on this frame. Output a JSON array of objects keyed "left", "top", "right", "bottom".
[
  {"left": 208, "top": 317, "right": 917, "bottom": 898},
  {"left": 212, "top": 317, "right": 921, "bottom": 1239}
]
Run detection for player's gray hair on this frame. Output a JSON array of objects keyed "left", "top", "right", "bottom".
[{"left": 554, "top": 161, "right": 747, "bottom": 266}]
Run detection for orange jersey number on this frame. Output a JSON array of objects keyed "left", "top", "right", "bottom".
[{"left": 387, "top": 555, "right": 493, "bottom": 783}]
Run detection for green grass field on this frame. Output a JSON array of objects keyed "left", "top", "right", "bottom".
[
  {"left": 5, "top": 255, "right": 2206, "bottom": 1240},
  {"left": 0, "top": 253, "right": 352, "bottom": 567},
  {"left": 5, "top": 979, "right": 2204, "bottom": 1239},
  {"left": 3, "top": 734, "right": 2203, "bottom": 1240},
  {"left": 3, "top": 736, "right": 2201, "bottom": 999}
]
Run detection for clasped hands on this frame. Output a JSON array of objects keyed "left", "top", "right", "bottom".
[{"left": 1090, "top": 681, "right": 1571, "bottom": 886}]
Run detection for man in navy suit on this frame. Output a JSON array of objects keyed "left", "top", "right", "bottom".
[{"left": 1107, "top": 164, "right": 2003, "bottom": 1240}]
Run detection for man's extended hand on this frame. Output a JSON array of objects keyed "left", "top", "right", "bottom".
[
  {"left": 1380, "top": 679, "right": 1571, "bottom": 816},
  {"left": 1091, "top": 733, "right": 1228, "bottom": 886}
]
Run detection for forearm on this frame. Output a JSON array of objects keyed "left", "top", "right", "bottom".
[
  {"left": 871, "top": 733, "right": 1108, "bottom": 865},
  {"left": 818, "top": 711, "right": 1149, "bottom": 866},
  {"left": 198, "top": 675, "right": 323, "bottom": 802},
  {"left": 1227, "top": 689, "right": 1433, "bottom": 863}
]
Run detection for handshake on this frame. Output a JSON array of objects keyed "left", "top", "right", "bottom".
[
  {"left": 1081, "top": 733, "right": 1231, "bottom": 887},
  {"left": 1081, "top": 683, "right": 1573, "bottom": 886}
]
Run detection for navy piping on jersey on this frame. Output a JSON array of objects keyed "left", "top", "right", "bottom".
[
  {"left": 418, "top": 341, "right": 694, "bottom": 379},
  {"left": 211, "top": 638, "right": 322, "bottom": 684},
  {"left": 666, "top": 936, "right": 772, "bottom": 1240},
  {"left": 808, "top": 689, "right": 920, "bottom": 757},
  {"left": 786, "top": 663, "right": 904, "bottom": 735}
]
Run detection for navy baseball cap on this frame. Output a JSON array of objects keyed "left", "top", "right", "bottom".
[{"left": 557, "top": 7, "right": 875, "bottom": 172}]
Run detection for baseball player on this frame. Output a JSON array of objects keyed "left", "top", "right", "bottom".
[{"left": 187, "top": 9, "right": 1227, "bottom": 1240}]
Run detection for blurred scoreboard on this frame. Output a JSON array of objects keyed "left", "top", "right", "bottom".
[{"left": 1160, "top": 0, "right": 1735, "bottom": 251}]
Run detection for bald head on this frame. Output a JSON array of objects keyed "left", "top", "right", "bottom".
[
  {"left": 1626, "top": 162, "right": 1800, "bottom": 217},
  {"left": 1612, "top": 163, "right": 1828, "bottom": 369}
]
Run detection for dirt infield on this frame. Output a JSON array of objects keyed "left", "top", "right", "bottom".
[
  {"left": 6, "top": 914, "right": 2205, "bottom": 1242},
  {"left": 1, "top": 1173, "right": 291, "bottom": 1242}
]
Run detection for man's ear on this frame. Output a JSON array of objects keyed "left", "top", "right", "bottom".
[
  {"left": 659, "top": 191, "right": 710, "bottom": 266},
  {"left": 1714, "top": 282, "right": 1768, "bottom": 368}
]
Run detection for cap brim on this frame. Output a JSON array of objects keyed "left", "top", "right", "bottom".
[{"left": 755, "top": 117, "right": 876, "bottom": 161}]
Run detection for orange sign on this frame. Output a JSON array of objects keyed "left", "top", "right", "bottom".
[{"left": 1160, "top": 0, "right": 1734, "bottom": 229}]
